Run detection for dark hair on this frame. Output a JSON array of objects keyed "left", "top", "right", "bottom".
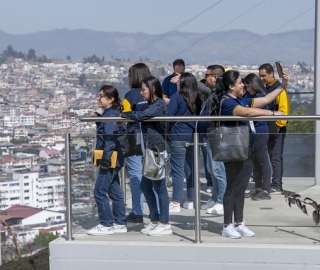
[
  {"left": 259, "top": 63, "right": 274, "bottom": 74},
  {"left": 99, "top": 85, "right": 121, "bottom": 109},
  {"left": 244, "top": 73, "right": 268, "bottom": 95},
  {"left": 207, "top": 65, "right": 225, "bottom": 76},
  {"left": 173, "top": 58, "right": 185, "bottom": 68},
  {"left": 128, "top": 63, "right": 151, "bottom": 89},
  {"left": 179, "top": 72, "right": 202, "bottom": 114},
  {"left": 142, "top": 76, "right": 163, "bottom": 103},
  {"left": 215, "top": 70, "right": 241, "bottom": 100}
]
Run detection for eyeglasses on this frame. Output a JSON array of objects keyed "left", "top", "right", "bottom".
[
  {"left": 285, "top": 193, "right": 320, "bottom": 224},
  {"left": 204, "top": 73, "right": 217, "bottom": 78}
]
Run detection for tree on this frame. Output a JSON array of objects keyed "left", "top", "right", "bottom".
[
  {"left": 27, "top": 48, "right": 36, "bottom": 61},
  {"left": 287, "top": 106, "right": 313, "bottom": 133},
  {"left": 78, "top": 73, "right": 87, "bottom": 86},
  {"left": 34, "top": 232, "right": 59, "bottom": 248},
  {"left": 66, "top": 55, "right": 71, "bottom": 61}
]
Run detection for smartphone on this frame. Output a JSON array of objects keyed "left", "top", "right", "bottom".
[{"left": 275, "top": 61, "right": 284, "bottom": 78}]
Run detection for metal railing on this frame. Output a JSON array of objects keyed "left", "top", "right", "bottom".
[{"left": 61, "top": 115, "right": 320, "bottom": 242}]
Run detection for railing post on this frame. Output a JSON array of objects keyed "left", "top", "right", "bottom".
[
  {"left": 121, "top": 162, "right": 126, "bottom": 204},
  {"left": 65, "top": 133, "right": 73, "bottom": 241},
  {"left": 193, "top": 132, "right": 201, "bottom": 243}
]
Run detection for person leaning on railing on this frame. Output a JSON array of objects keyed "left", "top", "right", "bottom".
[
  {"left": 215, "top": 70, "right": 288, "bottom": 239},
  {"left": 122, "top": 76, "right": 172, "bottom": 237},
  {"left": 87, "top": 85, "right": 127, "bottom": 236}
]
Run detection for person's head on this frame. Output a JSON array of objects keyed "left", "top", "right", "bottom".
[
  {"left": 216, "top": 70, "right": 244, "bottom": 98},
  {"left": 98, "top": 85, "right": 121, "bottom": 110},
  {"left": 128, "top": 63, "right": 151, "bottom": 89},
  {"left": 205, "top": 65, "right": 225, "bottom": 89},
  {"left": 173, "top": 58, "right": 185, "bottom": 75},
  {"left": 259, "top": 63, "right": 275, "bottom": 85},
  {"left": 178, "top": 72, "right": 201, "bottom": 113},
  {"left": 141, "top": 76, "right": 163, "bottom": 103},
  {"left": 244, "top": 73, "right": 268, "bottom": 95}
]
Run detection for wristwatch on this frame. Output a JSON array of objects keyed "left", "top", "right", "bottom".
[{"left": 270, "top": 110, "right": 274, "bottom": 115}]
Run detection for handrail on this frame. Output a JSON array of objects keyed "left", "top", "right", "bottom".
[{"left": 80, "top": 115, "right": 320, "bottom": 122}]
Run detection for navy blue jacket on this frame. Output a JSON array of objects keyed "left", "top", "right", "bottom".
[
  {"left": 95, "top": 107, "right": 126, "bottom": 168},
  {"left": 122, "top": 98, "right": 167, "bottom": 152},
  {"left": 168, "top": 92, "right": 197, "bottom": 142}
]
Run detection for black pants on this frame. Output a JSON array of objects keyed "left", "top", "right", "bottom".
[
  {"left": 268, "top": 127, "right": 286, "bottom": 189},
  {"left": 223, "top": 157, "right": 252, "bottom": 224}
]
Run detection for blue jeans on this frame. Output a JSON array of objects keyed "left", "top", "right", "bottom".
[
  {"left": 140, "top": 176, "right": 169, "bottom": 223},
  {"left": 126, "top": 155, "right": 144, "bottom": 215},
  {"left": 94, "top": 167, "right": 126, "bottom": 227},
  {"left": 200, "top": 142, "right": 213, "bottom": 187},
  {"left": 170, "top": 140, "right": 194, "bottom": 203},
  {"left": 203, "top": 138, "right": 226, "bottom": 204}
]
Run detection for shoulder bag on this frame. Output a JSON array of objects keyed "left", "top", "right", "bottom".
[{"left": 207, "top": 98, "right": 249, "bottom": 162}]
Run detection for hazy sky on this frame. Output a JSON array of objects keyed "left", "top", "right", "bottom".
[{"left": 0, "top": 0, "right": 315, "bottom": 35}]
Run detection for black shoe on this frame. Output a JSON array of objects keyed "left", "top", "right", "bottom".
[
  {"left": 270, "top": 187, "right": 283, "bottom": 194},
  {"left": 251, "top": 191, "right": 271, "bottom": 201},
  {"left": 126, "top": 212, "right": 143, "bottom": 223},
  {"left": 245, "top": 188, "right": 258, "bottom": 198}
]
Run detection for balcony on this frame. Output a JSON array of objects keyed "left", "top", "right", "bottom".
[{"left": 48, "top": 115, "right": 320, "bottom": 269}]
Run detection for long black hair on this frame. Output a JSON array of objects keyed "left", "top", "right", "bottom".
[
  {"left": 99, "top": 85, "right": 121, "bottom": 110},
  {"left": 142, "top": 76, "right": 163, "bottom": 103},
  {"left": 179, "top": 72, "right": 202, "bottom": 114},
  {"left": 244, "top": 73, "right": 268, "bottom": 95},
  {"left": 128, "top": 63, "right": 151, "bottom": 89}
]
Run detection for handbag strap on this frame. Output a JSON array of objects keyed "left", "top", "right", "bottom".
[{"left": 168, "top": 110, "right": 189, "bottom": 134}]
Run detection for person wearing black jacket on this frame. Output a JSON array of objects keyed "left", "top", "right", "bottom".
[
  {"left": 87, "top": 85, "right": 127, "bottom": 236},
  {"left": 122, "top": 76, "right": 172, "bottom": 237}
]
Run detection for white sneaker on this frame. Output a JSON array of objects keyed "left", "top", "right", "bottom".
[
  {"left": 87, "top": 224, "right": 114, "bottom": 235},
  {"left": 201, "top": 198, "right": 216, "bottom": 210},
  {"left": 183, "top": 201, "right": 194, "bottom": 210},
  {"left": 113, "top": 224, "right": 127, "bottom": 233},
  {"left": 234, "top": 221, "right": 255, "bottom": 237},
  {"left": 206, "top": 203, "right": 224, "bottom": 215},
  {"left": 147, "top": 222, "right": 173, "bottom": 236},
  {"left": 206, "top": 187, "right": 213, "bottom": 193},
  {"left": 169, "top": 202, "right": 181, "bottom": 213},
  {"left": 141, "top": 222, "right": 157, "bottom": 234},
  {"left": 221, "top": 224, "right": 241, "bottom": 239}
]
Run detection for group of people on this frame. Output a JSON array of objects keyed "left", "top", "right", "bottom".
[{"left": 86, "top": 59, "right": 290, "bottom": 239}]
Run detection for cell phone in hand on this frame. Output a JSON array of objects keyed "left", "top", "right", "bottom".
[{"left": 275, "top": 61, "right": 284, "bottom": 78}]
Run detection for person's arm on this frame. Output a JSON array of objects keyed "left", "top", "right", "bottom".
[
  {"left": 234, "top": 105, "right": 284, "bottom": 117},
  {"left": 253, "top": 73, "right": 288, "bottom": 108},
  {"left": 162, "top": 77, "right": 170, "bottom": 98},
  {"left": 275, "top": 90, "right": 290, "bottom": 128},
  {"left": 167, "top": 94, "right": 179, "bottom": 116},
  {"left": 122, "top": 103, "right": 161, "bottom": 121},
  {"left": 197, "top": 81, "right": 212, "bottom": 95}
]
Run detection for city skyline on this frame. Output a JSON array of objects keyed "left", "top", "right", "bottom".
[{"left": 0, "top": 0, "right": 315, "bottom": 35}]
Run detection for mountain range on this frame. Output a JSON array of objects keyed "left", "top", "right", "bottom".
[{"left": 0, "top": 28, "right": 315, "bottom": 65}]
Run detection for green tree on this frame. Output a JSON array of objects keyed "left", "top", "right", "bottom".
[
  {"left": 27, "top": 48, "right": 36, "bottom": 61},
  {"left": 287, "top": 106, "right": 314, "bottom": 134},
  {"left": 34, "top": 232, "right": 59, "bottom": 248},
  {"left": 66, "top": 55, "right": 71, "bottom": 61},
  {"left": 79, "top": 73, "right": 87, "bottom": 86}
]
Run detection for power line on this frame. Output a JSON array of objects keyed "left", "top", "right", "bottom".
[
  {"left": 124, "top": 0, "right": 224, "bottom": 60},
  {"left": 164, "top": 0, "right": 267, "bottom": 63},
  {"left": 220, "top": 6, "right": 315, "bottom": 64}
]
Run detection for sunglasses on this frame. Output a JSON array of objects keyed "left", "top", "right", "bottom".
[{"left": 285, "top": 193, "right": 320, "bottom": 225}]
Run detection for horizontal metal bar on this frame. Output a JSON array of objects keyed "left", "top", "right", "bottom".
[{"left": 80, "top": 115, "right": 320, "bottom": 122}]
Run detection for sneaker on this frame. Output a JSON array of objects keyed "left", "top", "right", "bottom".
[
  {"left": 126, "top": 212, "right": 143, "bottom": 223},
  {"left": 270, "top": 187, "right": 283, "bottom": 195},
  {"left": 251, "top": 191, "right": 271, "bottom": 201},
  {"left": 201, "top": 198, "right": 216, "bottom": 210},
  {"left": 206, "top": 203, "right": 224, "bottom": 215},
  {"left": 183, "top": 201, "right": 194, "bottom": 210},
  {"left": 147, "top": 222, "right": 172, "bottom": 236},
  {"left": 169, "top": 202, "right": 181, "bottom": 213},
  {"left": 245, "top": 188, "right": 259, "bottom": 198},
  {"left": 113, "top": 224, "right": 127, "bottom": 233},
  {"left": 206, "top": 186, "right": 213, "bottom": 193},
  {"left": 234, "top": 221, "right": 255, "bottom": 237},
  {"left": 141, "top": 222, "right": 157, "bottom": 234},
  {"left": 221, "top": 224, "right": 241, "bottom": 239},
  {"left": 87, "top": 224, "right": 114, "bottom": 235}
]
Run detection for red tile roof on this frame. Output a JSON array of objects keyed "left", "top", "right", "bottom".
[{"left": 0, "top": 205, "right": 42, "bottom": 220}]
